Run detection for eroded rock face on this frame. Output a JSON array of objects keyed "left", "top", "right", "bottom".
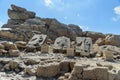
[
  {"left": 83, "top": 31, "right": 105, "bottom": 43},
  {"left": 105, "top": 34, "right": 120, "bottom": 47},
  {"left": 8, "top": 4, "right": 35, "bottom": 20},
  {"left": 1, "top": 4, "right": 83, "bottom": 42}
]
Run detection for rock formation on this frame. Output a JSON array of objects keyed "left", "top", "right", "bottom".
[{"left": 0, "top": 4, "right": 120, "bottom": 80}]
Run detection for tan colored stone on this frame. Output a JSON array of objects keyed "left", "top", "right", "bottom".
[
  {"left": 108, "top": 71, "right": 116, "bottom": 80},
  {"left": 69, "top": 63, "right": 83, "bottom": 80},
  {"left": 9, "top": 60, "right": 19, "bottom": 70},
  {"left": 58, "top": 76, "right": 65, "bottom": 80},
  {"left": 0, "top": 31, "right": 18, "bottom": 40},
  {"left": 95, "top": 38, "right": 105, "bottom": 46},
  {"left": 36, "top": 63, "right": 60, "bottom": 77},
  {"left": 67, "top": 48, "right": 74, "bottom": 57},
  {"left": 25, "top": 59, "right": 39, "bottom": 65},
  {"left": 15, "top": 41, "right": 27, "bottom": 49},
  {"left": 0, "top": 49, "right": 7, "bottom": 54},
  {"left": 83, "top": 67, "right": 96, "bottom": 80},
  {"left": 93, "top": 67, "right": 108, "bottom": 80},
  {"left": 25, "top": 66, "right": 35, "bottom": 76},
  {"left": 0, "top": 44, "right": 4, "bottom": 49},
  {"left": 9, "top": 50, "right": 20, "bottom": 57},
  {"left": 64, "top": 73, "right": 70, "bottom": 78},
  {"left": 2, "top": 42, "right": 18, "bottom": 50},
  {"left": 41, "top": 44, "right": 49, "bottom": 53},
  {"left": 48, "top": 46, "right": 53, "bottom": 53},
  {"left": 103, "top": 50, "right": 114, "bottom": 61}
]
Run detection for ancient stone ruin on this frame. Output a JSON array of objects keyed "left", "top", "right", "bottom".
[{"left": 0, "top": 4, "right": 120, "bottom": 80}]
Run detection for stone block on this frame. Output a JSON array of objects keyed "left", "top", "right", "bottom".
[
  {"left": 67, "top": 48, "right": 74, "bottom": 57},
  {"left": 41, "top": 44, "right": 49, "bottom": 53},
  {"left": 103, "top": 50, "right": 114, "bottom": 61},
  {"left": 75, "top": 37, "right": 92, "bottom": 56}
]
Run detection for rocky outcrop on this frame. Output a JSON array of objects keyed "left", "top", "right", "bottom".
[
  {"left": 8, "top": 4, "right": 35, "bottom": 20},
  {"left": 1, "top": 4, "right": 83, "bottom": 42},
  {"left": 83, "top": 31, "right": 105, "bottom": 43},
  {"left": 105, "top": 34, "right": 120, "bottom": 47},
  {"left": 2, "top": 4, "right": 120, "bottom": 80}
]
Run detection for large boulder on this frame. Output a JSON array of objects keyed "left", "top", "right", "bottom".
[
  {"left": 8, "top": 4, "right": 35, "bottom": 20},
  {"left": 15, "top": 41, "right": 27, "bottom": 49},
  {"left": 43, "top": 18, "right": 83, "bottom": 41},
  {"left": 105, "top": 34, "right": 120, "bottom": 47},
  {"left": 36, "top": 63, "right": 60, "bottom": 77},
  {"left": 11, "top": 4, "right": 26, "bottom": 12},
  {"left": 1, "top": 41, "right": 18, "bottom": 50},
  {"left": 8, "top": 50, "right": 20, "bottom": 57}
]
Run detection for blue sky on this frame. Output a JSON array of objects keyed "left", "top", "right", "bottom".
[{"left": 0, "top": 0, "right": 120, "bottom": 34}]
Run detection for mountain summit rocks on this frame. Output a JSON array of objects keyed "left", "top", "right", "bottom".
[
  {"left": 2, "top": 4, "right": 83, "bottom": 42},
  {"left": 8, "top": 4, "right": 35, "bottom": 20}
]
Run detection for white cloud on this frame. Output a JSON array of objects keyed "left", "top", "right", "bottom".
[
  {"left": 114, "top": 6, "right": 120, "bottom": 15},
  {"left": 44, "top": 0, "right": 53, "bottom": 8},
  {"left": 112, "top": 6, "right": 120, "bottom": 21},
  {"left": 79, "top": 25, "right": 89, "bottom": 31},
  {"left": 44, "top": 0, "right": 70, "bottom": 11}
]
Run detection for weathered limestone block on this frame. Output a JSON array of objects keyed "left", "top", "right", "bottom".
[
  {"left": 83, "top": 67, "right": 96, "bottom": 80},
  {"left": 0, "top": 31, "right": 18, "bottom": 40},
  {"left": 41, "top": 44, "right": 49, "bottom": 53},
  {"left": 36, "top": 63, "right": 60, "bottom": 77},
  {"left": 25, "top": 66, "right": 35, "bottom": 76},
  {"left": 83, "top": 67, "right": 108, "bottom": 80},
  {"left": 94, "top": 67, "right": 108, "bottom": 80},
  {"left": 108, "top": 71, "right": 117, "bottom": 80},
  {"left": 48, "top": 46, "right": 53, "bottom": 53},
  {"left": 0, "top": 49, "right": 7, "bottom": 55},
  {"left": 0, "top": 44, "right": 4, "bottom": 49},
  {"left": 1, "top": 41, "right": 18, "bottom": 50},
  {"left": 3, "top": 64, "right": 10, "bottom": 71},
  {"left": 9, "top": 60, "right": 19, "bottom": 70},
  {"left": 24, "top": 59, "right": 39, "bottom": 65},
  {"left": 9, "top": 50, "right": 20, "bottom": 57},
  {"left": 103, "top": 50, "right": 114, "bottom": 61},
  {"left": 66, "top": 48, "right": 74, "bottom": 57},
  {"left": 69, "top": 63, "right": 83, "bottom": 80},
  {"left": 75, "top": 37, "right": 92, "bottom": 56},
  {"left": 53, "top": 36, "right": 70, "bottom": 50},
  {"left": 15, "top": 41, "right": 27, "bottom": 49},
  {"left": 27, "top": 34, "right": 47, "bottom": 49}
]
